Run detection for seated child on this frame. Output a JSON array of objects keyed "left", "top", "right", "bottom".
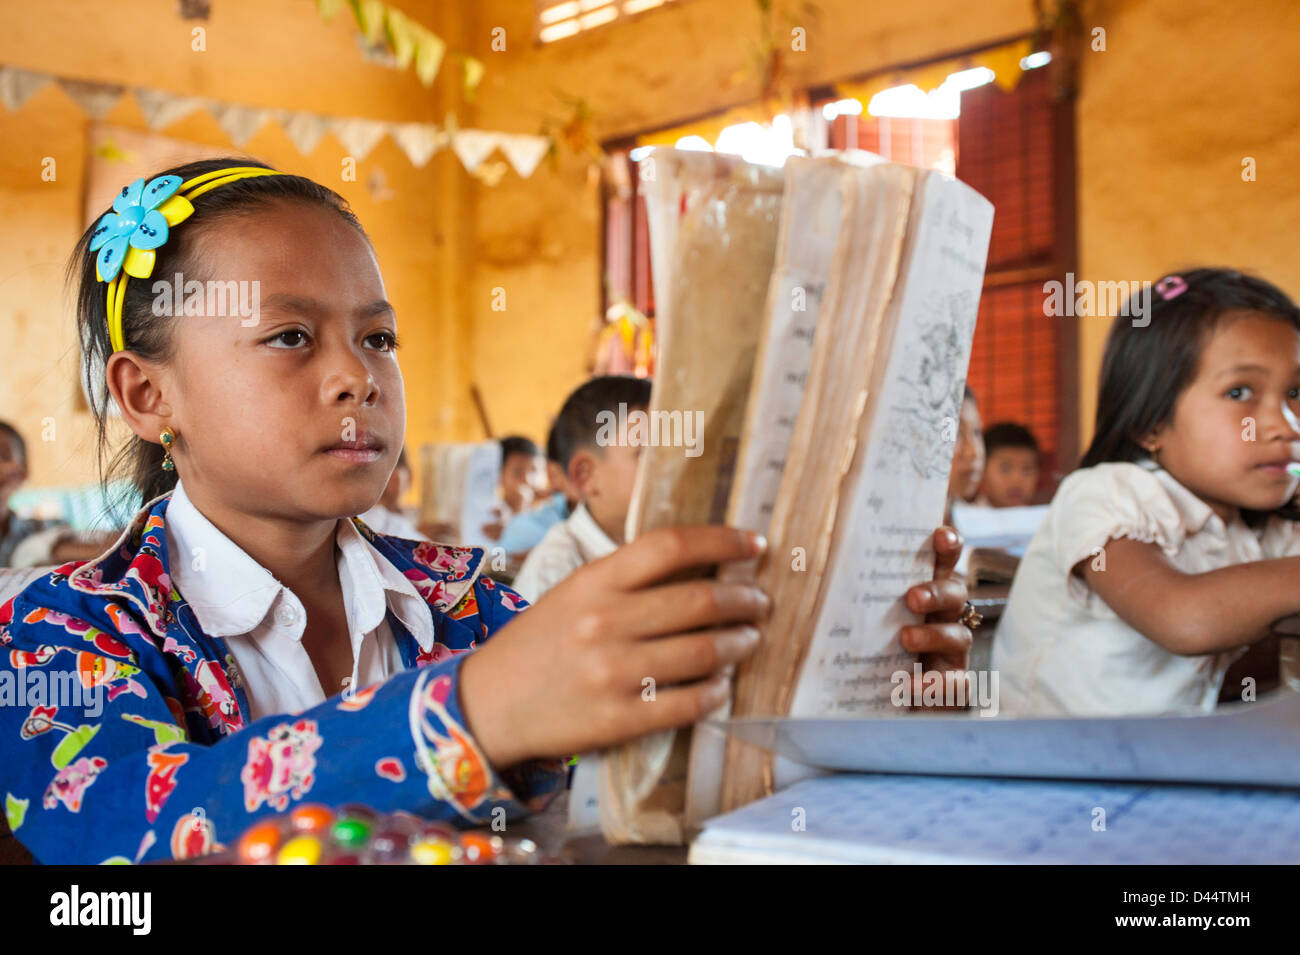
[
  {"left": 359, "top": 447, "right": 426, "bottom": 539},
  {"left": 0, "top": 421, "right": 116, "bottom": 568},
  {"left": 978, "top": 422, "right": 1041, "bottom": 507},
  {"left": 497, "top": 425, "right": 575, "bottom": 557},
  {"left": 480, "top": 435, "right": 547, "bottom": 541},
  {"left": 0, "top": 159, "right": 975, "bottom": 863},
  {"left": 995, "top": 269, "right": 1300, "bottom": 716},
  {"left": 513, "top": 375, "right": 648, "bottom": 603}
]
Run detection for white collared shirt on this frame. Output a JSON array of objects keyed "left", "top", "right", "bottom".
[
  {"left": 165, "top": 481, "right": 436, "bottom": 721},
  {"left": 511, "top": 503, "right": 617, "bottom": 603},
  {"left": 994, "top": 461, "right": 1300, "bottom": 717}
]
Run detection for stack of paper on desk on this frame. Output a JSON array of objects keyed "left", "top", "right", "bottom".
[
  {"left": 693, "top": 689, "right": 1300, "bottom": 863},
  {"left": 596, "top": 149, "right": 994, "bottom": 844},
  {"left": 689, "top": 771, "right": 1300, "bottom": 864}
]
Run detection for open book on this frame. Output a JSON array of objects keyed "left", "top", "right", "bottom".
[
  {"left": 597, "top": 149, "right": 994, "bottom": 843},
  {"left": 417, "top": 441, "right": 502, "bottom": 548}
]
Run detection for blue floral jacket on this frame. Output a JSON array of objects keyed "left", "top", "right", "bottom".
[{"left": 0, "top": 494, "right": 563, "bottom": 863}]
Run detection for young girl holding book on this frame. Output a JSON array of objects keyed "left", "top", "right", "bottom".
[
  {"left": 995, "top": 268, "right": 1300, "bottom": 716},
  {"left": 0, "top": 159, "right": 973, "bottom": 862}
]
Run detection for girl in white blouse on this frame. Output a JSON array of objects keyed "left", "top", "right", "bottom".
[{"left": 995, "top": 268, "right": 1300, "bottom": 716}]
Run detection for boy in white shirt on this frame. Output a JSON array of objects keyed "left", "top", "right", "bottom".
[{"left": 513, "top": 376, "right": 651, "bottom": 603}]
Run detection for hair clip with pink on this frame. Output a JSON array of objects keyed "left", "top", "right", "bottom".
[{"left": 1154, "top": 275, "right": 1188, "bottom": 301}]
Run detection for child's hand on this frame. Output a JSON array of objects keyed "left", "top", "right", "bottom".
[
  {"left": 460, "top": 526, "right": 769, "bottom": 768},
  {"left": 900, "top": 527, "right": 973, "bottom": 706}
]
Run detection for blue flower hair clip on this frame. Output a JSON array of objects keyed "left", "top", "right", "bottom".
[
  {"left": 86, "top": 165, "right": 282, "bottom": 353},
  {"left": 89, "top": 175, "right": 195, "bottom": 283}
]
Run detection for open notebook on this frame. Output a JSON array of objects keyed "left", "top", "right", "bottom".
[
  {"left": 689, "top": 771, "right": 1300, "bottom": 864},
  {"left": 596, "top": 150, "right": 994, "bottom": 844},
  {"left": 417, "top": 441, "right": 501, "bottom": 548}
]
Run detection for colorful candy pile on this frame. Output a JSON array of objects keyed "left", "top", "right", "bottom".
[{"left": 205, "top": 804, "right": 550, "bottom": 865}]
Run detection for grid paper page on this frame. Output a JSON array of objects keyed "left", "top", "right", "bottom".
[{"left": 690, "top": 772, "right": 1300, "bottom": 864}]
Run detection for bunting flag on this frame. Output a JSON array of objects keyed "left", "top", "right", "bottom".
[
  {"left": 833, "top": 37, "right": 1038, "bottom": 112},
  {"left": 389, "top": 122, "right": 441, "bottom": 168},
  {"left": 414, "top": 27, "right": 447, "bottom": 87},
  {"left": 497, "top": 133, "right": 551, "bottom": 179},
  {"left": 450, "top": 129, "right": 501, "bottom": 174},
  {"left": 280, "top": 110, "right": 332, "bottom": 156},
  {"left": 0, "top": 65, "right": 49, "bottom": 111},
  {"left": 56, "top": 78, "right": 124, "bottom": 120},
  {"left": 207, "top": 102, "right": 270, "bottom": 147},
  {"left": 322, "top": 0, "right": 455, "bottom": 89},
  {"left": 0, "top": 62, "right": 552, "bottom": 181},
  {"left": 461, "top": 55, "right": 485, "bottom": 98},
  {"left": 384, "top": 8, "right": 418, "bottom": 70},
  {"left": 134, "top": 88, "right": 203, "bottom": 130},
  {"left": 351, "top": 0, "right": 387, "bottom": 44},
  {"left": 330, "top": 117, "right": 389, "bottom": 160}
]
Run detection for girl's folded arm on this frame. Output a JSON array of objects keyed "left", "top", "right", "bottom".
[
  {"left": 0, "top": 630, "right": 561, "bottom": 864},
  {"left": 1075, "top": 537, "right": 1300, "bottom": 655}
]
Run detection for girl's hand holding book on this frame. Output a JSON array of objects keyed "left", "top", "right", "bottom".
[{"left": 459, "top": 525, "right": 770, "bottom": 769}]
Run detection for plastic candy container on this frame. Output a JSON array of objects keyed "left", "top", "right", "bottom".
[{"left": 208, "top": 804, "right": 548, "bottom": 865}]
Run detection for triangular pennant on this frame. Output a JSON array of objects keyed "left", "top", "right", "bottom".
[
  {"left": 133, "top": 88, "right": 203, "bottom": 129},
  {"left": 414, "top": 27, "right": 447, "bottom": 86},
  {"left": 384, "top": 8, "right": 417, "bottom": 70},
  {"left": 975, "top": 38, "right": 1034, "bottom": 92},
  {"left": 461, "top": 56, "right": 485, "bottom": 97},
  {"left": 281, "top": 111, "right": 332, "bottom": 156},
  {"left": 330, "top": 117, "right": 388, "bottom": 160},
  {"left": 56, "top": 78, "right": 124, "bottom": 120},
  {"left": 390, "top": 122, "right": 440, "bottom": 168},
  {"left": 207, "top": 102, "right": 270, "bottom": 146},
  {"left": 496, "top": 133, "right": 551, "bottom": 179},
  {"left": 350, "top": 0, "right": 386, "bottom": 43},
  {"left": 0, "top": 66, "right": 50, "bottom": 111},
  {"left": 450, "top": 130, "right": 500, "bottom": 173}
]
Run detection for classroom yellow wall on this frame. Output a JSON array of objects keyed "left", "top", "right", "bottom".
[
  {"left": 460, "top": 0, "right": 1300, "bottom": 457},
  {"left": 1074, "top": 0, "right": 1300, "bottom": 446},
  {"left": 0, "top": 0, "right": 477, "bottom": 495},
  {"left": 4, "top": 0, "right": 1298, "bottom": 494}
]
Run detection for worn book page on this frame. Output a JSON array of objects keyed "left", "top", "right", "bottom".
[
  {"left": 684, "top": 156, "right": 853, "bottom": 828},
  {"left": 598, "top": 150, "right": 785, "bottom": 845},
  {"left": 722, "top": 168, "right": 994, "bottom": 811},
  {"left": 721, "top": 163, "right": 917, "bottom": 810},
  {"left": 784, "top": 171, "right": 994, "bottom": 723}
]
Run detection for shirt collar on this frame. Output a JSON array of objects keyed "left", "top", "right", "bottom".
[
  {"left": 166, "top": 481, "right": 434, "bottom": 651},
  {"left": 336, "top": 516, "right": 435, "bottom": 652},
  {"left": 568, "top": 503, "right": 618, "bottom": 562},
  {"left": 1139, "top": 459, "right": 1219, "bottom": 537}
]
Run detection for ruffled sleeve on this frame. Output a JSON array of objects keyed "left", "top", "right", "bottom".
[{"left": 1048, "top": 463, "right": 1188, "bottom": 603}]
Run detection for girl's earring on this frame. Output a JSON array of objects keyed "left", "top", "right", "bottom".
[{"left": 160, "top": 427, "right": 176, "bottom": 472}]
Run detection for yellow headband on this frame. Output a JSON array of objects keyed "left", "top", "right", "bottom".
[{"left": 92, "top": 166, "right": 282, "bottom": 353}]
